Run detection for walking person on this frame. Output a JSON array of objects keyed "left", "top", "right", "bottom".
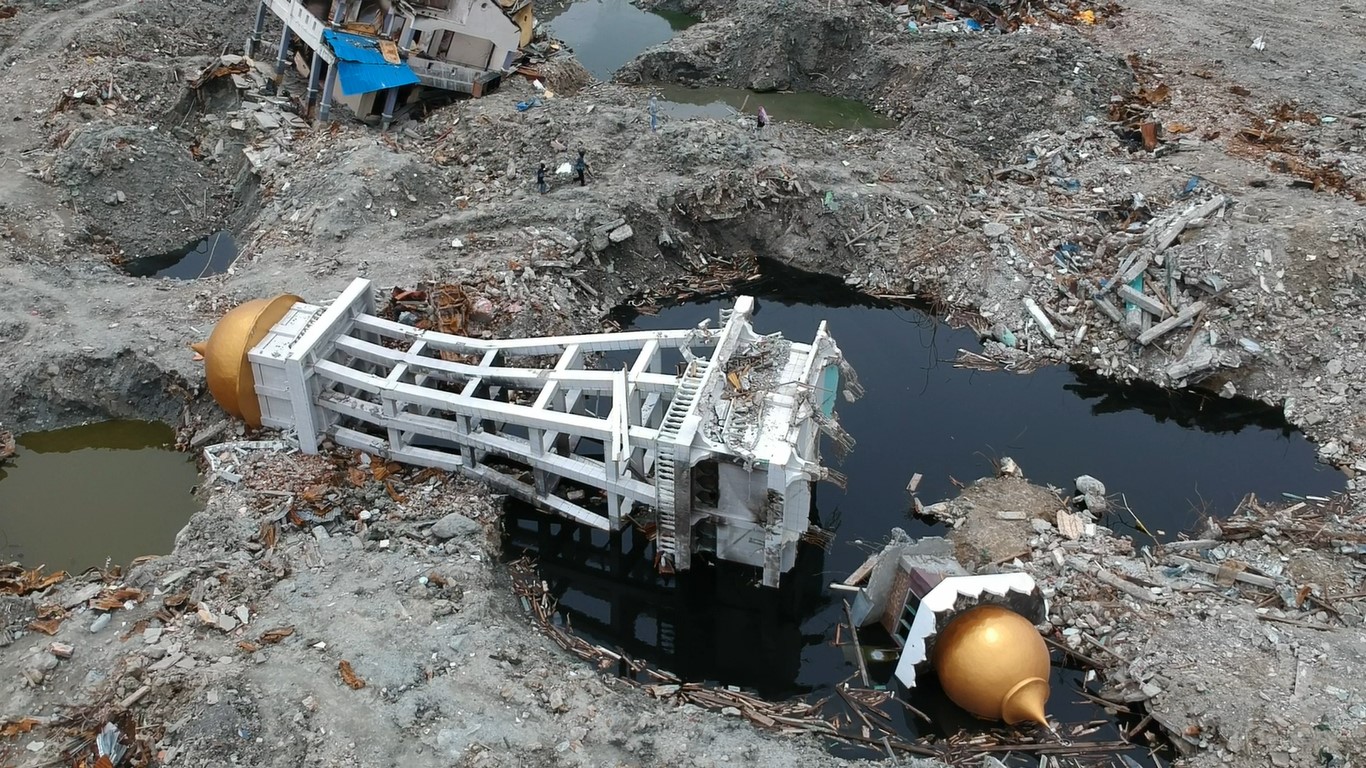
[
  {"left": 536, "top": 162, "right": 548, "bottom": 194},
  {"left": 574, "top": 149, "right": 590, "bottom": 187}
]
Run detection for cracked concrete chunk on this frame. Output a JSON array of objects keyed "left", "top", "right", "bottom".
[{"left": 430, "top": 512, "right": 481, "bottom": 540}]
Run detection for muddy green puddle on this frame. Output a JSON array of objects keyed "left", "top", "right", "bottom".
[
  {"left": 545, "top": 0, "right": 696, "bottom": 80},
  {"left": 653, "top": 84, "right": 897, "bottom": 130},
  {"left": 0, "top": 420, "right": 201, "bottom": 573}
]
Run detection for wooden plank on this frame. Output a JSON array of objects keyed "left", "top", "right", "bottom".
[
  {"left": 1116, "top": 284, "right": 1168, "bottom": 318},
  {"left": 1091, "top": 294, "right": 1125, "bottom": 324},
  {"left": 1067, "top": 557, "right": 1164, "bottom": 603},
  {"left": 1168, "top": 555, "right": 1278, "bottom": 589},
  {"left": 842, "top": 554, "right": 878, "bottom": 586},
  {"left": 1137, "top": 301, "right": 1206, "bottom": 345},
  {"left": 1117, "top": 253, "right": 1151, "bottom": 286},
  {"left": 1022, "top": 298, "right": 1058, "bottom": 343},
  {"left": 1154, "top": 195, "right": 1227, "bottom": 253}
]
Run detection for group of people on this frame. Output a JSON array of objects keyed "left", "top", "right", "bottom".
[
  {"left": 533, "top": 102, "right": 770, "bottom": 195},
  {"left": 535, "top": 149, "right": 590, "bottom": 195}
]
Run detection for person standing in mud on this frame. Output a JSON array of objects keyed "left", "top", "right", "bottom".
[
  {"left": 574, "top": 149, "right": 590, "bottom": 187},
  {"left": 756, "top": 105, "right": 770, "bottom": 135},
  {"left": 536, "top": 162, "right": 548, "bottom": 194}
]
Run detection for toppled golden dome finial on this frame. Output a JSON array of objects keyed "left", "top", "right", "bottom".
[
  {"left": 931, "top": 603, "right": 1051, "bottom": 725},
  {"left": 190, "top": 294, "right": 301, "bottom": 427}
]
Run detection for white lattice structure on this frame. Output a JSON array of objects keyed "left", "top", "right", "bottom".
[{"left": 246, "top": 278, "right": 858, "bottom": 586}]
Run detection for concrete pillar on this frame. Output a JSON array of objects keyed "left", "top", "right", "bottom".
[
  {"left": 274, "top": 23, "right": 292, "bottom": 77},
  {"left": 305, "top": 52, "right": 324, "bottom": 113},
  {"left": 380, "top": 87, "right": 399, "bottom": 129},
  {"left": 248, "top": 1, "right": 268, "bottom": 58},
  {"left": 317, "top": 63, "right": 340, "bottom": 122}
]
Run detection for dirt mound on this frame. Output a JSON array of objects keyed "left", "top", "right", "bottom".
[
  {"left": 620, "top": 0, "right": 894, "bottom": 95},
  {"left": 895, "top": 33, "right": 1132, "bottom": 160},
  {"left": 49, "top": 124, "right": 236, "bottom": 259}
]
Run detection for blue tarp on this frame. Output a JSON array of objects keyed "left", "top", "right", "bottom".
[{"left": 323, "top": 29, "right": 419, "bottom": 96}]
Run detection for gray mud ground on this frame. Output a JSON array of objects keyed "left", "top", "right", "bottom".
[{"left": 1, "top": 0, "right": 1365, "bottom": 765}]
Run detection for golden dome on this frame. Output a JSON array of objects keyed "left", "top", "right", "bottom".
[
  {"left": 931, "top": 603, "right": 1051, "bottom": 725},
  {"left": 190, "top": 294, "right": 301, "bottom": 428}
]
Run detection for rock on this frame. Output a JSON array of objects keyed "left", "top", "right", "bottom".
[
  {"left": 1270, "top": 752, "right": 1291, "bottom": 767},
  {"left": 997, "top": 456, "right": 1022, "bottom": 477},
  {"left": 49, "top": 642, "right": 74, "bottom": 659},
  {"left": 608, "top": 224, "right": 634, "bottom": 243},
  {"left": 982, "top": 222, "right": 1008, "bottom": 237},
  {"left": 430, "top": 512, "right": 481, "bottom": 540},
  {"left": 990, "top": 324, "right": 1017, "bottom": 348},
  {"left": 149, "top": 652, "right": 185, "bottom": 672},
  {"left": 217, "top": 614, "right": 238, "bottom": 633},
  {"left": 89, "top": 612, "right": 111, "bottom": 633},
  {"left": 25, "top": 741, "right": 44, "bottom": 753},
  {"left": 996, "top": 509, "right": 1027, "bottom": 521},
  {"left": 23, "top": 667, "right": 43, "bottom": 685},
  {"left": 235, "top": 606, "right": 250, "bottom": 625},
  {"left": 1074, "top": 474, "right": 1109, "bottom": 513},
  {"left": 1075, "top": 475, "right": 1106, "bottom": 498},
  {"left": 34, "top": 652, "right": 60, "bottom": 671},
  {"left": 545, "top": 228, "right": 579, "bottom": 252},
  {"left": 143, "top": 626, "right": 162, "bottom": 645}
]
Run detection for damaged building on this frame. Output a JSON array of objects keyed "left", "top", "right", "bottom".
[{"left": 248, "top": 0, "right": 535, "bottom": 122}]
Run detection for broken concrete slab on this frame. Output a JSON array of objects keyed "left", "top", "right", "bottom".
[{"left": 430, "top": 512, "right": 481, "bottom": 540}]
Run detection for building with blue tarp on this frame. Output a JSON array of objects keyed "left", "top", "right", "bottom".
[
  {"left": 322, "top": 29, "right": 419, "bottom": 96},
  {"left": 248, "top": 0, "right": 530, "bottom": 123}
]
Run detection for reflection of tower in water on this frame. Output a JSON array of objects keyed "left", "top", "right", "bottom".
[{"left": 501, "top": 499, "right": 827, "bottom": 699}]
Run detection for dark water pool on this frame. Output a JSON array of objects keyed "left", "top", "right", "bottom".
[
  {"left": 502, "top": 272, "right": 1341, "bottom": 761},
  {"left": 0, "top": 421, "right": 201, "bottom": 573},
  {"left": 121, "top": 231, "right": 237, "bottom": 280}
]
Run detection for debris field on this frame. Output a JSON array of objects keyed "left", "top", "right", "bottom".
[{"left": 1, "top": 0, "right": 1365, "bottom": 765}]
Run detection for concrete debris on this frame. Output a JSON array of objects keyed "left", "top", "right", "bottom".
[
  {"left": 1074, "top": 474, "right": 1109, "bottom": 515},
  {"left": 429, "top": 512, "right": 482, "bottom": 540}
]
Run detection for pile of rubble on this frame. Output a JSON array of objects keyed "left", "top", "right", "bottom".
[
  {"left": 188, "top": 54, "right": 311, "bottom": 171},
  {"left": 923, "top": 464, "right": 1366, "bottom": 765}
]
